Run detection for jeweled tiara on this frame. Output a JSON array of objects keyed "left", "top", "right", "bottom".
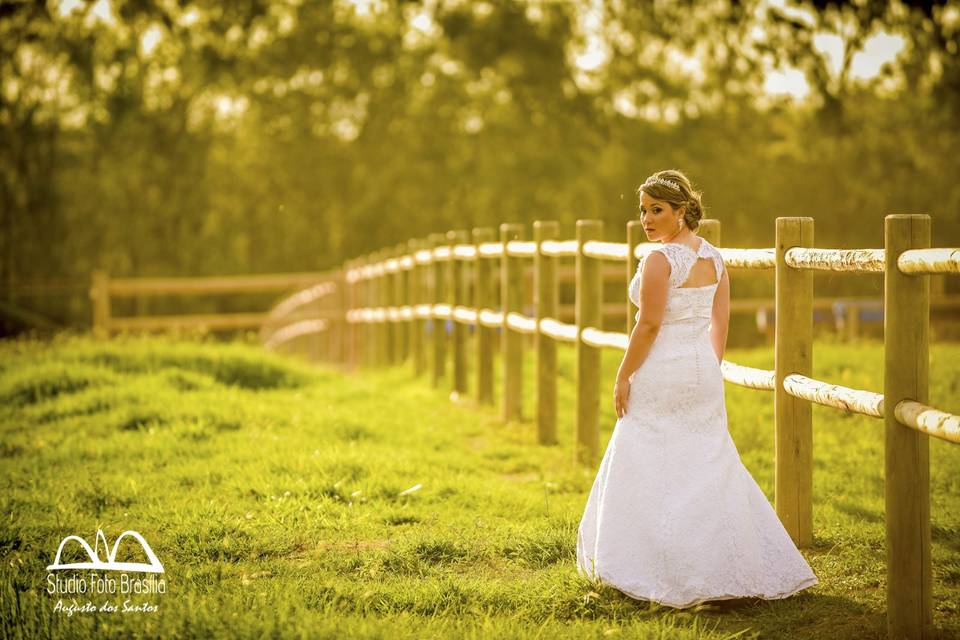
[{"left": 643, "top": 176, "right": 682, "bottom": 192}]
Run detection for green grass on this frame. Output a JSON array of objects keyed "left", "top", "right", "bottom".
[{"left": 1, "top": 331, "right": 958, "bottom": 639}]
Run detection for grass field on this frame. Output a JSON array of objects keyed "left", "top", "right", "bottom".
[{"left": 1, "top": 332, "right": 958, "bottom": 639}]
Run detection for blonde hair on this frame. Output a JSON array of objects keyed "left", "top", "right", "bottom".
[{"left": 636, "top": 169, "right": 705, "bottom": 231}]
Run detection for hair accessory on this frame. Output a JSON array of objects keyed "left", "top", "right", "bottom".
[{"left": 644, "top": 175, "right": 682, "bottom": 192}]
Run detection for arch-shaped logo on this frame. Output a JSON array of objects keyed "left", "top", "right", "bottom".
[{"left": 46, "top": 529, "right": 164, "bottom": 573}]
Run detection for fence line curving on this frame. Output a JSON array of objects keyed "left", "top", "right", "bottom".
[{"left": 260, "top": 214, "right": 957, "bottom": 640}]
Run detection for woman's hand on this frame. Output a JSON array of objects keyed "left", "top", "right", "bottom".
[{"left": 614, "top": 374, "right": 631, "bottom": 419}]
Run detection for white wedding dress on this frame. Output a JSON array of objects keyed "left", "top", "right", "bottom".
[{"left": 576, "top": 236, "right": 818, "bottom": 608}]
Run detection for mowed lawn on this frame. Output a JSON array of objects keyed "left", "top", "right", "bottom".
[{"left": 1, "top": 333, "right": 958, "bottom": 639}]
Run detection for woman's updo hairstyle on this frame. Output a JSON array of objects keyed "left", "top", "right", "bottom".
[{"left": 636, "top": 169, "right": 705, "bottom": 231}]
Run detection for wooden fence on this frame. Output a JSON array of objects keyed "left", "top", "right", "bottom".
[
  {"left": 87, "top": 269, "right": 338, "bottom": 337},
  {"left": 261, "top": 214, "right": 959, "bottom": 639}
]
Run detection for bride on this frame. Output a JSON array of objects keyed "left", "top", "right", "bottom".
[{"left": 576, "top": 169, "right": 818, "bottom": 608}]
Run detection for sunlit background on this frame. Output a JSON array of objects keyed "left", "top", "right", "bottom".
[{"left": 2, "top": 0, "right": 958, "bottom": 337}]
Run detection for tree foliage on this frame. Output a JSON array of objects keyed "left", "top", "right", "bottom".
[{"left": 1, "top": 0, "right": 958, "bottom": 326}]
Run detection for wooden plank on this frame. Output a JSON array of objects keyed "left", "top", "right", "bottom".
[
  {"left": 548, "top": 261, "right": 773, "bottom": 283},
  {"left": 774, "top": 217, "right": 814, "bottom": 548},
  {"left": 109, "top": 312, "right": 266, "bottom": 331},
  {"left": 884, "top": 214, "right": 933, "bottom": 640},
  {"left": 535, "top": 220, "right": 559, "bottom": 446},
  {"left": 362, "top": 253, "right": 374, "bottom": 364},
  {"left": 396, "top": 242, "right": 409, "bottom": 365},
  {"left": 107, "top": 271, "right": 335, "bottom": 295},
  {"left": 450, "top": 230, "right": 469, "bottom": 395},
  {"left": 385, "top": 246, "right": 398, "bottom": 365},
  {"left": 346, "top": 258, "right": 358, "bottom": 371},
  {"left": 429, "top": 233, "right": 447, "bottom": 388},
  {"left": 91, "top": 270, "right": 110, "bottom": 338},
  {"left": 895, "top": 399, "right": 960, "bottom": 444},
  {"left": 375, "top": 248, "right": 388, "bottom": 367},
  {"left": 501, "top": 223, "right": 525, "bottom": 423},
  {"left": 474, "top": 228, "right": 495, "bottom": 406},
  {"left": 408, "top": 238, "right": 424, "bottom": 378},
  {"left": 575, "top": 220, "right": 602, "bottom": 467}
]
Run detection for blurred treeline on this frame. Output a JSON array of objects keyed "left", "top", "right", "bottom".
[{"left": 1, "top": 0, "right": 959, "bottom": 329}]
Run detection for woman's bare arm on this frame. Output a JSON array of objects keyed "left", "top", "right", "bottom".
[
  {"left": 616, "top": 251, "right": 669, "bottom": 382},
  {"left": 710, "top": 263, "right": 730, "bottom": 364}
]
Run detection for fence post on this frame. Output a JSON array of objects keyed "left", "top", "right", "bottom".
[
  {"left": 473, "top": 228, "right": 495, "bottom": 406},
  {"left": 449, "top": 230, "right": 469, "bottom": 397},
  {"left": 336, "top": 268, "right": 348, "bottom": 367},
  {"left": 384, "top": 247, "right": 395, "bottom": 365},
  {"left": 355, "top": 257, "right": 364, "bottom": 367},
  {"left": 408, "top": 238, "right": 423, "bottom": 376},
  {"left": 575, "top": 220, "right": 602, "bottom": 467},
  {"left": 346, "top": 260, "right": 357, "bottom": 371},
  {"left": 846, "top": 304, "right": 860, "bottom": 342},
  {"left": 320, "top": 274, "right": 328, "bottom": 363},
  {"left": 322, "top": 274, "right": 333, "bottom": 362},
  {"left": 384, "top": 247, "right": 397, "bottom": 365},
  {"left": 400, "top": 242, "right": 411, "bottom": 365},
  {"left": 429, "top": 233, "right": 447, "bottom": 387},
  {"left": 534, "top": 221, "right": 559, "bottom": 445},
  {"left": 368, "top": 252, "right": 380, "bottom": 368},
  {"left": 324, "top": 279, "right": 333, "bottom": 362},
  {"left": 884, "top": 214, "right": 933, "bottom": 640},
  {"left": 774, "top": 217, "right": 814, "bottom": 548},
  {"left": 389, "top": 244, "right": 400, "bottom": 364},
  {"left": 362, "top": 255, "right": 373, "bottom": 369},
  {"left": 379, "top": 250, "right": 390, "bottom": 366},
  {"left": 501, "top": 223, "right": 525, "bottom": 423},
  {"left": 369, "top": 250, "right": 382, "bottom": 366},
  {"left": 90, "top": 269, "right": 111, "bottom": 338},
  {"left": 364, "top": 252, "right": 375, "bottom": 366},
  {"left": 313, "top": 286, "right": 324, "bottom": 362},
  {"left": 626, "top": 221, "right": 644, "bottom": 334},
  {"left": 395, "top": 242, "right": 408, "bottom": 364}
]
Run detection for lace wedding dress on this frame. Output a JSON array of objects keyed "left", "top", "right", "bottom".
[{"left": 576, "top": 236, "right": 818, "bottom": 608}]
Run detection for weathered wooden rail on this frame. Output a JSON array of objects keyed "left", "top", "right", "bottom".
[
  {"left": 262, "top": 214, "right": 956, "bottom": 639},
  {"left": 87, "top": 270, "right": 338, "bottom": 337}
]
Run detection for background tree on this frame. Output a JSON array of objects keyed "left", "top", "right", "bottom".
[{"left": 1, "top": 0, "right": 957, "bottom": 333}]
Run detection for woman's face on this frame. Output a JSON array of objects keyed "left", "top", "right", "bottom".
[{"left": 639, "top": 191, "right": 683, "bottom": 241}]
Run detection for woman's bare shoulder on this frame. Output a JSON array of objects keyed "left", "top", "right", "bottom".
[{"left": 640, "top": 249, "right": 671, "bottom": 279}]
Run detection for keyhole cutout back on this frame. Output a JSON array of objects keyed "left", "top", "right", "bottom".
[
  {"left": 680, "top": 257, "right": 719, "bottom": 288},
  {"left": 671, "top": 239, "right": 719, "bottom": 288}
]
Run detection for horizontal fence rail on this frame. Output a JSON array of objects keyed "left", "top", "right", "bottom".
[
  {"left": 343, "top": 246, "right": 957, "bottom": 339},
  {"left": 88, "top": 270, "right": 338, "bottom": 338},
  {"left": 257, "top": 214, "right": 955, "bottom": 640}
]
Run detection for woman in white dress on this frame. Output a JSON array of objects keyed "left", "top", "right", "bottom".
[{"left": 576, "top": 169, "right": 818, "bottom": 608}]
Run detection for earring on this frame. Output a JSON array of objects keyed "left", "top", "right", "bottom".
[{"left": 677, "top": 218, "right": 682, "bottom": 228}]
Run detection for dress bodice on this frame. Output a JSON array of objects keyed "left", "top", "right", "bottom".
[{"left": 628, "top": 237, "right": 725, "bottom": 324}]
